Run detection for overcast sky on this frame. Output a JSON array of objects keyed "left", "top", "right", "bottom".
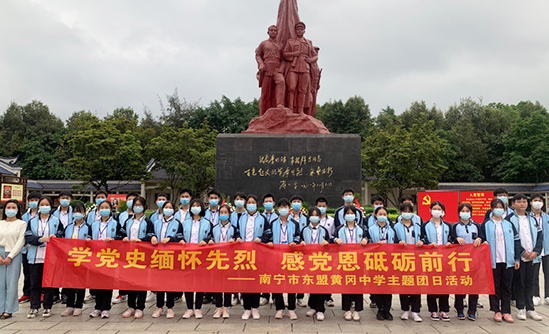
[{"left": 1, "top": 0, "right": 548, "bottom": 120}]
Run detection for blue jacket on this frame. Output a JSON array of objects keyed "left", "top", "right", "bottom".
[
  {"left": 421, "top": 220, "right": 452, "bottom": 245},
  {"left": 507, "top": 212, "right": 543, "bottom": 263},
  {"left": 205, "top": 208, "right": 221, "bottom": 226},
  {"left": 539, "top": 212, "right": 549, "bottom": 255},
  {"left": 153, "top": 217, "right": 183, "bottom": 242},
  {"left": 86, "top": 208, "right": 100, "bottom": 225},
  {"left": 182, "top": 217, "right": 212, "bottom": 243},
  {"left": 230, "top": 210, "right": 246, "bottom": 227},
  {"left": 368, "top": 223, "right": 396, "bottom": 244},
  {"left": 210, "top": 222, "right": 239, "bottom": 243},
  {"left": 451, "top": 220, "right": 483, "bottom": 244},
  {"left": 21, "top": 209, "right": 39, "bottom": 255},
  {"left": 237, "top": 213, "right": 272, "bottom": 242},
  {"left": 150, "top": 210, "right": 161, "bottom": 224},
  {"left": 25, "top": 215, "right": 65, "bottom": 264},
  {"left": 53, "top": 206, "right": 73, "bottom": 228},
  {"left": 122, "top": 215, "right": 154, "bottom": 241},
  {"left": 365, "top": 214, "right": 394, "bottom": 229},
  {"left": 174, "top": 208, "right": 191, "bottom": 224},
  {"left": 263, "top": 211, "right": 279, "bottom": 224},
  {"left": 482, "top": 218, "right": 521, "bottom": 268},
  {"left": 334, "top": 205, "right": 364, "bottom": 228},
  {"left": 269, "top": 218, "right": 300, "bottom": 244},
  {"left": 91, "top": 217, "right": 125, "bottom": 240},
  {"left": 289, "top": 211, "right": 308, "bottom": 230},
  {"left": 394, "top": 221, "right": 422, "bottom": 244},
  {"left": 300, "top": 224, "right": 329, "bottom": 244},
  {"left": 64, "top": 222, "right": 91, "bottom": 240},
  {"left": 332, "top": 224, "right": 366, "bottom": 243}
]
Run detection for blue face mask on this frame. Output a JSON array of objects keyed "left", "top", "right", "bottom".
[
  {"left": 180, "top": 198, "right": 190, "bottom": 206},
  {"left": 459, "top": 212, "right": 471, "bottom": 221},
  {"left": 191, "top": 207, "right": 202, "bottom": 215},
  {"left": 209, "top": 199, "right": 219, "bottom": 207},
  {"left": 318, "top": 207, "right": 327, "bottom": 215},
  {"left": 234, "top": 200, "right": 245, "bottom": 208},
  {"left": 374, "top": 205, "right": 383, "bottom": 211},
  {"left": 73, "top": 213, "right": 84, "bottom": 221},
  {"left": 344, "top": 195, "right": 354, "bottom": 203},
  {"left": 220, "top": 214, "right": 230, "bottom": 222},
  {"left": 157, "top": 200, "right": 166, "bottom": 209},
  {"left": 264, "top": 202, "right": 274, "bottom": 211},
  {"left": 493, "top": 208, "right": 505, "bottom": 217},
  {"left": 60, "top": 199, "right": 71, "bottom": 207},
  {"left": 133, "top": 206, "right": 144, "bottom": 214},
  {"left": 126, "top": 200, "right": 134, "bottom": 209},
  {"left": 401, "top": 213, "right": 414, "bottom": 220},
  {"left": 247, "top": 204, "right": 257, "bottom": 212},
  {"left": 29, "top": 202, "right": 38, "bottom": 209},
  {"left": 278, "top": 208, "right": 289, "bottom": 217},
  {"left": 345, "top": 214, "right": 356, "bottom": 222},
  {"left": 99, "top": 209, "right": 111, "bottom": 217},
  {"left": 498, "top": 196, "right": 508, "bottom": 205},
  {"left": 163, "top": 208, "right": 174, "bottom": 217},
  {"left": 310, "top": 216, "right": 320, "bottom": 224},
  {"left": 96, "top": 198, "right": 106, "bottom": 206},
  {"left": 5, "top": 209, "right": 17, "bottom": 218},
  {"left": 377, "top": 216, "right": 388, "bottom": 223},
  {"left": 39, "top": 206, "right": 51, "bottom": 215},
  {"left": 292, "top": 202, "right": 301, "bottom": 211}
]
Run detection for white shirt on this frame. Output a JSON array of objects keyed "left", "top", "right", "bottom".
[
  {"left": 98, "top": 220, "right": 109, "bottom": 240},
  {"left": 0, "top": 219, "right": 27, "bottom": 258},
  {"left": 129, "top": 216, "right": 144, "bottom": 240},
  {"left": 71, "top": 225, "right": 81, "bottom": 239},
  {"left": 179, "top": 208, "right": 189, "bottom": 221},
  {"left": 35, "top": 218, "right": 50, "bottom": 264},
  {"left": 320, "top": 215, "right": 335, "bottom": 237},
  {"left": 190, "top": 219, "right": 201, "bottom": 243},
  {"left": 59, "top": 210, "right": 70, "bottom": 228},
  {"left": 160, "top": 218, "right": 171, "bottom": 239},
  {"left": 494, "top": 220, "right": 506, "bottom": 263},
  {"left": 280, "top": 222, "right": 289, "bottom": 244},
  {"left": 436, "top": 224, "right": 443, "bottom": 245},
  {"left": 310, "top": 225, "right": 320, "bottom": 244},
  {"left": 245, "top": 213, "right": 257, "bottom": 242},
  {"left": 219, "top": 222, "right": 231, "bottom": 243},
  {"left": 518, "top": 215, "right": 534, "bottom": 262},
  {"left": 403, "top": 223, "right": 416, "bottom": 245},
  {"left": 346, "top": 226, "right": 358, "bottom": 243}
]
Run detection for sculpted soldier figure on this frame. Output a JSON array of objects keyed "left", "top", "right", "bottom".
[
  {"left": 256, "top": 25, "right": 286, "bottom": 115},
  {"left": 283, "top": 22, "right": 315, "bottom": 114}
]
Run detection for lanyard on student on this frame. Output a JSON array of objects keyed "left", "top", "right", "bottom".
[
  {"left": 347, "top": 227, "right": 355, "bottom": 242},
  {"left": 321, "top": 217, "right": 328, "bottom": 227},
  {"left": 39, "top": 216, "right": 50, "bottom": 237},
  {"left": 281, "top": 223, "right": 288, "bottom": 244},
  {"left": 220, "top": 224, "right": 229, "bottom": 242},
  {"left": 380, "top": 225, "right": 388, "bottom": 241},
  {"left": 210, "top": 210, "right": 217, "bottom": 223},
  {"left": 99, "top": 219, "right": 110, "bottom": 238},
  {"left": 72, "top": 225, "right": 79, "bottom": 239},
  {"left": 311, "top": 227, "right": 319, "bottom": 244}
]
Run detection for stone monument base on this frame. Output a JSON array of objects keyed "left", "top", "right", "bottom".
[{"left": 243, "top": 106, "right": 330, "bottom": 134}]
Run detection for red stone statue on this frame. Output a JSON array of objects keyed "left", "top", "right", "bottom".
[{"left": 256, "top": 26, "right": 285, "bottom": 115}]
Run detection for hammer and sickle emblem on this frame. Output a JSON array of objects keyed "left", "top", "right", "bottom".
[{"left": 422, "top": 195, "right": 432, "bottom": 206}]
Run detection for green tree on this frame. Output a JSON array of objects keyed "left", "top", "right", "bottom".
[
  {"left": 16, "top": 132, "right": 69, "bottom": 179},
  {"left": 188, "top": 96, "right": 258, "bottom": 133},
  {"left": 317, "top": 96, "right": 373, "bottom": 140},
  {"left": 362, "top": 121, "right": 447, "bottom": 206},
  {"left": 375, "top": 105, "right": 398, "bottom": 130},
  {"left": 159, "top": 89, "right": 200, "bottom": 129},
  {"left": 400, "top": 101, "right": 445, "bottom": 131}
]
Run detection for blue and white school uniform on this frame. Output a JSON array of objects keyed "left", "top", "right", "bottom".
[
  {"left": 367, "top": 222, "right": 395, "bottom": 314},
  {"left": 205, "top": 208, "right": 220, "bottom": 227},
  {"left": 64, "top": 220, "right": 91, "bottom": 310},
  {"left": 288, "top": 212, "right": 308, "bottom": 230},
  {"left": 334, "top": 205, "right": 364, "bottom": 228},
  {"left": 53, "top": 206, "right": 73, "bottom": 229},
  {"left": 300, "top": 224, "right": 330, "bottom": 314},
  {"left": 394, "top": 220, "right": 422, "bottom": 314},
  {"left": 210, "top": 220, "right": 238, "bottom": 309},
  {"left": 153, "top": 216, "right": 182, "bottom": 310}
]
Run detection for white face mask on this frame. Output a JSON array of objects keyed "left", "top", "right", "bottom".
[
  {"left": 532, "top": 202, "right": 544, "bottom": 210},
  {"left": 431, "top": 210, "right": 443, "bottom": 219}
]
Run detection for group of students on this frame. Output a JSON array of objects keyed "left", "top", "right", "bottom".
[{"left": 0, "top": 187, "right": 547, "bottom": 324}]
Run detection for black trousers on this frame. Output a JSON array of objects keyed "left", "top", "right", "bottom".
[
  {"left": 260, "top": 292, "right": 271, "bottom": 301},
  {"left": 533, "top": 255, "right": 549, "bottom": 298},
  {"left": 185, "top": 292, "right": 204, "bottom": 310},
  {"left": 399, "top": 294, "right": 421, "bottom": 313},
  {"left": 455, "top": 294, "right": 478, "bottom": 314},
  {"left": 342, "top": 294, "right": 363, "bottom": 312},
  {"left": 65, "top": 288, "right": 85, "bottom": 309},
  {"left": 296, "top": 293, "right": 304, "bottom": 299},
  {"left": 490, "top": 263, "right": 513, "bottom": 314},
  {"left": 29, "top": 263, "right": 55, "bottom": 310},
  {"left": 308, "top": 294, "right": 327, "bottom": 313},
  {"left": 128, "top": 291, "right": 146, "bottom": 311},
  {"left": 273, "top": 293, "right": 296, "bottom": 311},
  {"left": 157, "top": 292, "right": 177, "bottom": 309},
  {"left": 94, "top": 289, "right": 112, "bottom": 311},
  {"left": 514, "top": 260, "right": 538, "bottom": 311},
  {"left": 118, "top": 290, "right": 129, "bottom": 296},
  {"left": 214, "top": 292, "right": 232, "bottom": 308},
  {"left": 375, "top": 294, "right": 392, "bottom": 312},
  {"left": 427, "top": 295, "right": 449, "bottom": 313},
  {"left": 22, "top": 253, "right": 31, "bottom": 296},
  {"left": 242, "top": 293, "right": 260, "bottom": 310}
]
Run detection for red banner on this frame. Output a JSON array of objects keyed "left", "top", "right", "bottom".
[
  {"left": 43, "top": 239, "right": 494, "bottom": 294},
  {"left": 418, "top": 191, "right": 459, "bottom": 223},
  {"left": 460, "top": 191, "right": 493, "bottom": 223}
]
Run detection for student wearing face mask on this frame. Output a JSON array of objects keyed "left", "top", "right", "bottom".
[
  {"left": 484, "top": 188, "right": 514, "bottom": 222},
  {"left": 229, "top": 192, "right": 247, "bottom": 306},
  {"left": 301, "top": 208, "right": 330, "bottom": 321},
  {"left": 87, "top": 191, "right": 109, "bottom": 225},
  {"left": 315, "top": 197, "right": 336, "bottom": 307},
  {"left": 25, "top": 197, "right": 65, "bottom": 319},
  {"left": 19, "top": 192, "right": 42, "bottom": 304},
  {"left": 481, "top": 198, "right": 520, "bottom": 323},
  {"left": 394, "top": 202, "right": 424, "bottom": 322},
  {"left": 260, "top": 193, "right": 278, "bottom": 306},
  {"left": 530, "top": 194, "right": 549, "bottom": 307},
  {"left": 334, "top": 189, "right": 364, "bottom": 228},
  {"left": 174, "top": 188, "right": 192, "bottom": 223},
  {"left": 288, "top": 195, "right": 308, "bottom": 307},
  {"left": 150, "top": 194, "right": 168, "bottom": 223},
  {"left": 333, "top": 206, "right": 368, "bottom": 321},
  {"left": 420, "top": 201, "right": 452, "bottom": 321},
  {"left": 204, "top": 190, "right": 221, "bottom": 227},
  {"left": 237, "top": 195, "right": 272, "bottom": 320},
  {"left": 52, "top": 191, "right": 73, "bottom": 305},
  {"left": 265, "top": 198, "right": 300, "bottom": 320},
  {"left": 451, "top": 203, "right": 484, "bottom": 321}
]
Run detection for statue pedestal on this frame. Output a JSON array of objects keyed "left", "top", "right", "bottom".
[
  {"left": 216, "top": 134, "right": 361, "bottom": 205},
  {"left": 243, "top": 106, "right": 330, "bottom": 134}
]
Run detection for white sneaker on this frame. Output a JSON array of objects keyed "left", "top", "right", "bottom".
[
  {"left": 411, "top": 312, "right": 422, "bottom": 322},
  {"left": 152, "top": 307, "right": 164, "bottom": 318},
  {"left": 316, "top": 312, "right": 325, "bottom": 321},
  {"left": 194, "top": 309, "right": 203, "bottom": 319},
  {"left": 252, "top": 308, "right": 260, "bottom": 320},
  {"left": 122, "top": 308, "right": 135, "bottom": 318},
  {"left": 89, "top": 309, "right": 101, "bottom": 318},
  {"left": 344, "top": 311, "right": 352, "bottom": 321},
  {"left": 297, "top": 298, "right": 307, "bottom": 307},
  {"left": 112, "top": 295, "right": 127, "bottom": 305},
  {"left": 146, "top": 292, "right": 156, "bottom": 303},
  {"left": 275, "top": 310, "right": 284, "bottom": 319},
  {"left": 241, "top": 310, "right": 251, "bottom": 320},
  {"left": 260, "top": 297, "right": 269, "bottom": 306},
  {"left": 232, "top": 295, "right": 239, "bottom": 306},
  {"left": 517, "top": 309, "right": 526, "bottom": 320},
  {"left": 288, "top": 310, "right": 297, "bottom": 320},
  {"left": 101, "top": 310, "right": 110, "bottom": 319},
  {"left": 401, "top": 311, "right": 409, "bottom": 320},
  {"left": 306, "top": 308, "right": 316, "bottom": 317},
  {"left": 182, "top": 309, "right": 194, "bottom": 319},
  {"left": 325, "top": 298, "right": 335, "bottom": 307},
  {"left": 533, "top": 296, "right": 541, "bottom": 306},
  {"left": 545, "top": 297, "right": 549, "bottom": 305},
  {"left": 166, "top": 309, "right": 175, "bottom": 319},
  {"left": 213, "top": 308, "right": 222, "bottom": 319},
  {"left": 352, "top": 311, "right": 360, "bottom": 321},
  {"left": 527, "top": 310, "right": 542, "bottom": 321}
]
